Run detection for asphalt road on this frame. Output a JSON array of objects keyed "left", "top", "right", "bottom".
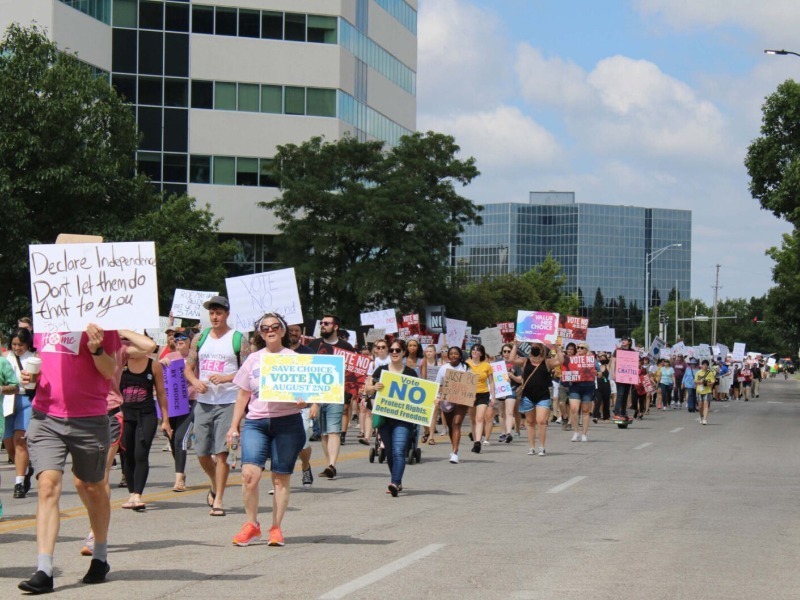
[{"left": 2, "top": 376, "right": 799, "bottom": 599}]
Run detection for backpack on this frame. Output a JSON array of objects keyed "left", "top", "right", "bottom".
[{"left": 196, "top": 328, "right": 244, "bottom": 367}]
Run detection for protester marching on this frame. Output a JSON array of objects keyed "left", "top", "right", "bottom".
[{"left": 0, "top": 240, "right": 777, "bottom": 593}]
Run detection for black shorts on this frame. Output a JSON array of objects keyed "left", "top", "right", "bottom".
[{"left": 474, "top": 392, "right": 491, "bottom": 406}]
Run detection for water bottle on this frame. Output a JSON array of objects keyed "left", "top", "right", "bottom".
[{"left": 227, "top": 433, "right": 239, "bottom": 469}]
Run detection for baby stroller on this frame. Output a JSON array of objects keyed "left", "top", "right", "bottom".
[{"left": 369, "top": 423, "right": 422, "bottom": 464}]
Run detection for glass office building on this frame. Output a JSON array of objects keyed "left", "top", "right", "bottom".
[
  {"left": 2, "top": 0, "right": 417, "bottom": 275},
  {"left": 455, "top": 192, "right": 691, "bottom": 312}
]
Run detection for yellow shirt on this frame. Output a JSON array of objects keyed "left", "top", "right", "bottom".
[
  {"left": 695, "top": 369, "right": 716, "bottom": 395},
  {"left": 467, "top": 359, "right": 493, "bottom": 394}
]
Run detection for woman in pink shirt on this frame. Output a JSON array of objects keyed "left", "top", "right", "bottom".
[{"left": 227, "top": 313, "right": 306, "bottom": 548}]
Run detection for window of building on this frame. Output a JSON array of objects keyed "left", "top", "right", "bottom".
[
  {"left": 112, "top": 28, "right": 137, "bottom": 73},
  {"left": 139, "top": 1, "right": 163, "bottom": 30},
  {"left": 237, "top": 83, "right": 259, "bottom": 112},
  {"left": 190, "top": 155, "right": 211, "bottom": 183},
  {"left": 262, "top": 11, "right": 283, "bottom": 39},
  {"left": 284, "top": 86, "right": 305, "bottom": 115},
  {"left": 164, "top": 108, "right": 188, "bottom": 152},
  {"left": 239, "top": 9, "right": 260, "bottom": 38},
  {"left": 165, "top": 2, "right": 189, "bottom": 32},
  {"left": 164, "top": 33, "right": 189, "bottom": 77},
  {"left": 213, "top": 156, "right": 235, "bottom": 185},
  {"left": 163, "top": 183, "right": 187, "bottom": 196},
  {"left": 137, "top": 152, "right": 161, "bottom": 181},
  {"left": 261, "top": 85, "right": 282, "bottom": 113},
  {"left": 259, "top": 158, "right": 279, "bottom": 187},
  {"left": 214, "top": 82, "right": 236, "bottom": 110},
  {"left": 215, "top": 7, "right": 237, "bottom": 36},
  {"left": 138, "top": 77, "right": 162, "bottom": 106},
  {"left": 138, "top": 30, "right": 163, "bottom": 75},
  {"left": 306, "top": 88, "right": 335, "bottom": 117},
  {"left": 112, "top": 74, "right": 136, "bottom": 103},
  {"left": 112, "top": 0, "right": 137, "bottom": 27},
  {"left": 191, "top": 5, "right": 214, "bottom": 34},
  {"left": 138, "top": 107, "right": 163, "bottom": 151},
  {"left": 191, "top": 80, "right": 213, "bottom": 109},
  {"left": 164, "top": 79, "right": 188, "bottom": 107},
  {"left": 285, "top": 13, "right": 306, "bottom": 41},
  {"left": 237, "top": 157, "right": 259, "bottom": 186},
  {"left": 307, "top": 15, "right": 337, "bottom": 44},
  {"left": 163, "top": 153, "right": 187, "bottom": 182}
]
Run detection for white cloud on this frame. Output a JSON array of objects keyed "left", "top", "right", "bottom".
[
  {"left": 420, "top": 105, "right": 562, "bottom": 171},
  {"left": 515, "top": 46, "right": 592, "bottom": 109},
  {"left": 417, "top": 0, "right": 513, "bottom": 114}
]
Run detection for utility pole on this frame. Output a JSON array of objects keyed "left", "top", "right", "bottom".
[{"left": 711, "top": 264, "right": 721, "bottom": 347}]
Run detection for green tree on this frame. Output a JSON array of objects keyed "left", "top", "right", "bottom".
[
  {"left": 745, "top": 79, "right": 800, "bottom": 225},
  {"left": 591, "top": 288, "right": 607, "bottom": 325},
  {"left": 0, "top": 24, "right": 155, "bottom": 325},
  {"left": 520, "top": 253, "right": 566, "bottom": 311},
  {"left": 264, "top": 132, "right": 481, "bottom": 324}
]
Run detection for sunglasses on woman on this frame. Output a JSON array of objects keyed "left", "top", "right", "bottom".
[
  {"left": 389, "top": 348, "right": 403, "bottom": 354},
  {"left": 259, "top": 323, "right": 282, "bottom": 332}
]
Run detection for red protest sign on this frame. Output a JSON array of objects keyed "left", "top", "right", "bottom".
[
  {"left": 498, "top": 322, "right": 515, "bottom": 343},
  {"left": 331, "top": 346, "right": 371, "bottom": 397},
  {"left": 558, "top": 315, "right": 589, "bottom": 341},
  {"left": 561, "top": 355, "right": 596, "bottom": 383}
]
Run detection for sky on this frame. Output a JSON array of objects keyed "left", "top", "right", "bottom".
[{"left": 415, "top": 0, "right": 800, "bottom": 304}]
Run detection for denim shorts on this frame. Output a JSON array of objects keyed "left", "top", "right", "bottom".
[
  {"left": 241, "top": 413, "right": 305, "bottom": 475},
  {"left": 519, "top": 396, "right": 552, "bottom": 413},
  {"left": 3, "top": 395, "right": 32, "bottom": 438},
  {"left": 318, "top": 402, "right": 343, "bottom": 435},
  {"left": 568, "top": 383, "right": 596, "bottom": 404}
]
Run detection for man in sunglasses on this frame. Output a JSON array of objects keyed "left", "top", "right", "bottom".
[
  {"left": 307, "top": 315, "right": 354, "bottom": 479},
  {"left": 184, "top": 295, "right": 250, "bottom": 517}
]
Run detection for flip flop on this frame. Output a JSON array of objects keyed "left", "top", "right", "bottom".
[
  {"left": 209, "top": 507, "right": 226, "bottom": 517},
  {"left": 173, "top": 482, "right": 186, "bottom": 492},
  {"left": 427, "top": 438, "right": 436, "bottom": 445},
  {"left": 206, "top": 489, "right": 216, "bottom": 507},
  {"left": 121, "top": 501, "right": 136, "bottom": 509},
  {"left": 132, "top": 503, "right": 147, "bottom": 512}
]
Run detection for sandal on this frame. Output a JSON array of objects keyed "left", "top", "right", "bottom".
[
  {"left": 122, "top": 501, "right": 136, "bottom": 509},
  {"left": 209, "top": 507, "right": 226, "bottom": 517},
  {"left": 206, "top": 489, "right": 216, "bottom": 507},
  {"left": 173, "top": 481, "right": 186, "bottom": 492},
  {"left": 427, "top": 437, "right": 436, "bottom": 445},
  {"left": 421, "top": 433, "right": 429, "bottom": 444},
  {"left": 132, "top": 503, "right": 147, "bottom": 512}
]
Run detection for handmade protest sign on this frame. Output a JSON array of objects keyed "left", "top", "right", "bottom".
[
  {"left": 648, "top": 337, "right": 666, "bottom": 361},
  {"left": 372, "top": 370, "right": 438, "bottom": 427},
  {"left": 445, "top": 318, "right": 467, "bottom": 349},
  {"left": 490, "top": 360, "right": 513, "bottom": 399},
  {"left": 640, "top": 372, "right": 656, "bottom": 394},
  {"left": 614, "top": 349, "right": 640, "bottom": 384},
  {"left": 465, "top": 332, "right": 481, "bottom": 350},
  {"left": 695, "top": 344, "right": 712, "bottom": 361},
  {"left": 732, "top": 342, "right": 746, "bottom": 361},
  {"left": 365, "top": 328, "right": 387, "bottom": 343},
  {"left": 498, "top": 322, "right": 515, "bottom": 343},
  {"left": 516, "top": 311, "right": 559, "bottom": 343},
  {"left": 360, "top": 309, "right": 398, "bottom": 334},
  {"left": 561, "top": 355, "right": 597, "bottom": 383},
  {"left": 226, "top": 268, "right": 303, "bottom": 332},
  {"left": 440, "top": 369, "right": 478, "bottom": 407},
  {"left": 672, "top": 341, "right": 687, "bottom": 356},
  {"left": 171, "top": 289, "right": 218, "bottom": 320},
  {"left": 157, "top": 358, "right": 191, "bottom": 419},
  {"left": 29, "top": 241, "right": 159, "bottom": 333},
  {"left": 480, "top": 327, "right": 504, "bottom": 358},
  {"left": 259, "top": 354, "right": 344, "bottom": 404},
  {"left": 331, "top": 347, "right": 371, "bottom": 397},
  {"left": 557, "top": 315, "right": 589, "bottom": 341},
  {"left": 586, "top": 326, "right": 617, "bottom": 352}
]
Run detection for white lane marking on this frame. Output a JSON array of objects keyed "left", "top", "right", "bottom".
[
  {"left": 633, "top": 442, "right": 652, "bottom": 450},
  {"left": 670, "top": 427, "right": 683, "bottom": 433},
  {"left": 546, "top": 476, "right": 587, "bottom": 494},
  {"left": 319, "top": 544, "right": 445, "bottom": 599},
  {"left": 768, "top": 401, "right": 783, "bottom": 404}
]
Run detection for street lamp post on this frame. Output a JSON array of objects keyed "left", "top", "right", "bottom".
[
  {"left": 764, "top": 49, "right": 800, "bottom": 58},
  {"left": 644, "top": 243, "right": 682, "bottom": 351}
]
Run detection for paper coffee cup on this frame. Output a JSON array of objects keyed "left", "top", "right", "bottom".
[{"left": 24, "top": 356, "right": 42, "bottom": 375}]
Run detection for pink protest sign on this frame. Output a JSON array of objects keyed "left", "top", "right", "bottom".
[
  {"left": 515, "top": 311, "right": 559, "bottom": 343},
  {"left": 158, "top": 358, "right": 190, "bottom": 418},
  {"left": 614, "top": 349, "right": 640, "bottom": 384}
]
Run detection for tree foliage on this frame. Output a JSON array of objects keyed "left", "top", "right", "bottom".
[{"left": 264, "top": 132, "right": 481, "bottom": 324}]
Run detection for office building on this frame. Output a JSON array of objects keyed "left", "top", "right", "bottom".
[
  {"left": 455, "top": 192, "right": 692, "bottom": 314},
  {"left": 1, "top": 0, "right": 418, "bottom": 274}
]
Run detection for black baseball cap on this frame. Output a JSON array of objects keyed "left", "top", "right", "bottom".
[{"left": 203, "top": 295, "right": 230, "bottom": 310}]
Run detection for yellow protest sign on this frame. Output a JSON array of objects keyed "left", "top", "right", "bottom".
[
  {"left": 259, "top": 354, "right": 345, "bottom": 404},
  {"left": 373, "top": 370, "right": 438, "bottom": 427}
]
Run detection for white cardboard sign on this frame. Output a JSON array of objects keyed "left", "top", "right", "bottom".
[
  {"left": 360, "top": 309, "right": 398, "bottom": 334},
  {"left": 225, "top": 268, "right": 303, "bottom": 332},
  {"left": 29, "top": 241, "right": 159, "bottom": 333},
  {"left": 170, "top": 289, "right": 218, "bottom": 320}
]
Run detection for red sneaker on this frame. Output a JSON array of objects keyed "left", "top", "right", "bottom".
[
  {"left": 268, "top": 526, "right": 285, "bottom": 547},
  {"left": 233, "top": 521, "right": 262, "bottom": 547}
]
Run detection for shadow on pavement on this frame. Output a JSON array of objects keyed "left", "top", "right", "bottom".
[{"left": 289, "top": 535, "right": 394, "bottom": 545}]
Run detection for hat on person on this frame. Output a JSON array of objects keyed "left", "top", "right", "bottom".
[
  {"left": 688, "top": 358, "right": 698, "bottom": 365},
  {"left": 203, "top": 295, "right": 230, "bottom": 310},
  {"left": 165, "top": 324, "right": 180, "bottom": 333}
]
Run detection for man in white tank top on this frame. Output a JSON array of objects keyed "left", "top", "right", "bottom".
[{"left": 184, "top": 296, "right": 249, "bottom": 516}]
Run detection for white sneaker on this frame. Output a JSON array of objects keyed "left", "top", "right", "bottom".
[
  {"left": 449, "top": 452, "right": 459, "bottom": 464},
  {"left": 482, "top": 440, "right": 490, "bottom": 446},
  {"left": 702, "top": 419, "right": 707, "bottom": 425},
  {"left": 571, "top": 432, "right": 580, "bottom": 442},
  {"left": 528, "top": 448, "right": 536, "bottom": 455},
  {"left": 581, "top": 434, "right": 588, "bottom": 442},
  {"left": 556, "top": 417, "right": 563, "bottom": 424},
  {"left": 538, "top": 447, "right": 546, "bottom": 456},
  {"left": 662, "top": 406, "right": 667, "bottom": 411}
]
